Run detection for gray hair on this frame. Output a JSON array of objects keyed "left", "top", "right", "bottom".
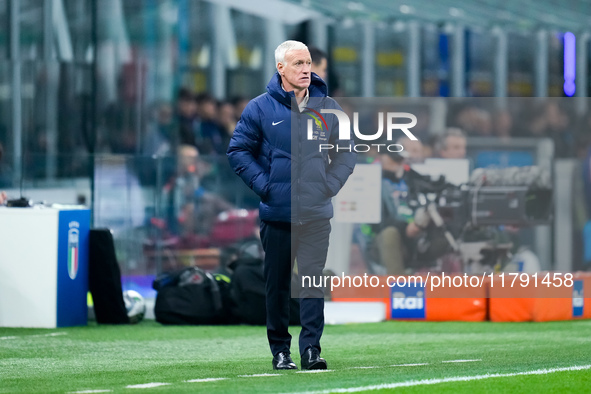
[
  {"left": 275, "top": 40, "right": 308, "bottom": 70},
  {"left": 436, "top": 127, "right": 466, "bottom": 152}
]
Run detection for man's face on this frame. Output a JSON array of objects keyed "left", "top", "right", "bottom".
[
  {"left": 379, "top": 155, "right": 403, "bottom": 174},
  {"left": 441, "top": 135, "right": 467, "bottom": 159},
  {"left": 178, "top": 99, "right": 197, "bottom": 118},
  {"left": 277, "top": 49, "right": 312, "bottom": 91},
  {"left": 398, "top": 137, "right": 424, "bottom": 163},
  {"left": 199, "top": 100, "right": 217, "bottom": 120},
  {"left": 312, "top": 58, "right": 327, "bottom": 80},
  {"left": 219, "top": 103, "right": 235, "bottom": 124},
  {"left": 179, "top": 146, "right": 199, "bottom": 174}
]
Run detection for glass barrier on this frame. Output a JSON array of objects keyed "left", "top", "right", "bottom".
[
  {"left": 92, "top": 153, "right": 259, "bottom": 298},
  {"left": 0, "top": 152, "right": 259, "bottom": 298},
  {"left": 1, "top": 98, "right": 590, "bottom": 299}
]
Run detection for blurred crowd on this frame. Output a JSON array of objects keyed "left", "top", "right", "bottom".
[
  {"left": 446, "top": 100, "right": 590, "bottom": 159},
  {"left": 139, "top": 90, "right": 250, "bottom": 160},
  {"left": 137, "top": 45, "right": 330, "bottom": 162},
  {"left": 1, "top": 84, "right": 590, "bottom": 191},
  {"left": 139, "top": 92, "right": 591, "bottom": 170},
  {"left": 2, "top": 80, "right": 591, "bottom": 273}
]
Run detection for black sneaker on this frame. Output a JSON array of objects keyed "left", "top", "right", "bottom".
[
  {"left": 301, "top": 347, "right": 327, "bottom": 370},
  {"left": 272, "top": 352, "right": 297, "bottom": 370}
]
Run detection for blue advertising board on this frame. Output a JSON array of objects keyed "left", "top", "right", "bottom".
[
  {"left": 57, "top": 209, "right": 90, "bottom": 327},
  {"left": 391, "top": 281, "right": 426, "bottom": 319}
]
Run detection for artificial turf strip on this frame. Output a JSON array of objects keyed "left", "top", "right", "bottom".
[
  {"left": 0, "top": 320, "right": 590, "bottom": 393},
  {"left": 373, "top": 369, "right": 591, "bottom": 393}
]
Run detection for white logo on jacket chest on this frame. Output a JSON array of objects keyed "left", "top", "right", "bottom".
[{"left": 307, "top": 119, "right": 328, "bottom": 141}]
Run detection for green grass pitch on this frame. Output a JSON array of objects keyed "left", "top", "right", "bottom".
[{"left": 1, "top": 320, "right": 590, "bottom": 393}]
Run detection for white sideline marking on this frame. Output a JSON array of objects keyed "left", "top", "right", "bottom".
[
  {"left": 286, "top": 364, "right": 591, "bottom": 394},
  {"left": 239, "top": 373, "right": 282, "bottom": 377},
  {"left": 31, "top": 332, "right": 68, "bottom": 338},
  {"left": 442, "top": 359, "right": 482, "bottom": 363},
  {"left": 349, "top": 366, "right": 381, "bottom": 369},
  {"left": 68, "top": 390, "right": 112, "bottom": 393},
  {"left": 46, "top": 332, "right": 68, "bottom": 337},
  {"left": 296, "top": 370, "right": 335, "bottom": 374},
  {"left": 185, "top": 378, "right": 228, "bottom": 383},
  {"left": 126, "top": 383, "right": 171, "bottom": 389},
  {"left": 391, "top": 363, "right": 429, "bottom": 367},
  {"left": 1, "top": 332, "right": 67, "bottom": 340}
]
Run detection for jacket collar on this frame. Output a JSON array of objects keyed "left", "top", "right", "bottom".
[{"left": 266, "top": 72, "right": 327, "bottom": 110}]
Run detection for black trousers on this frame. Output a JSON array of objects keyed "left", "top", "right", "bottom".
[{"left": 260, "top": 219, "right": 331, "bottom": 357}]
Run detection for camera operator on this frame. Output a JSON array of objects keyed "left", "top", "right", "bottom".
[{"left": 368, "top": 150, "right": 430, "bottom": 275}]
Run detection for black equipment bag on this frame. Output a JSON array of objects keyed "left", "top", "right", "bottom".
[
  {"left": 229, "top": 257, "right": 301, "bottom": 326},
  {"left": 153, "top": 267, "right": 234, "bottom": 325},
  {"left": 88, "top": 229, "right": 129, "bottom": 324}
]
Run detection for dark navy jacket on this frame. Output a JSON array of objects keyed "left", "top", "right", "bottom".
[{"left": 227, "top": 72, "right": 356, "bottom": 224}]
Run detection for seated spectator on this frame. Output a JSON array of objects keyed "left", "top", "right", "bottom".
[
  {"left": 453, "top": 106, "right": 492, "bottom": 136},
  {"left": 218, "top": 100, "right": 237, "bottom": 148},
  {"left": 176, "top": 88, "right": 200, "bottom": 147},
  {"left": 436, "top": 128, "right": 467, "bottom": 159},
  {"left": 163, "top": 145, "right": 234, "bottom": 240},
  {"left": 195, "top": 93, "right": 226, "bottom": 155},
  {"left": 524, "top": 100, "right": 575, "bottom": 158}
]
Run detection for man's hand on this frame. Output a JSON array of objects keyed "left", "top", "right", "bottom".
[
  {"left": 413, "top": 206, "right": 431, "bottom": 229},
  {"left": 406, "top": 222, "right": 421, "bottom": 238},
  {"left": 406, "top": 207, "right": 431, "bottom": 238},
  {"left": 0, "top": 191, "right": 6, "bottom": 205}
]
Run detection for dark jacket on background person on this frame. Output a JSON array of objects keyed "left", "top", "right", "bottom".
[{"left": 227, "top": 72, "right": 356, "bottom": 224}]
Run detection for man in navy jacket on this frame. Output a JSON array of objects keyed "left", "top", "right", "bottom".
[{"left": 227, "top": 40, "right": 356, "bottom": 370}]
